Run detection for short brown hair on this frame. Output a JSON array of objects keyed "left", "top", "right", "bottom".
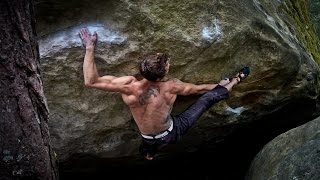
[{"left": 139, "top": 53, "right": 170, "bottom": 81}]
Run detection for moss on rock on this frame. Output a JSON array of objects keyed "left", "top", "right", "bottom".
[{"left": 282, "top": 0, "right": 320, "bottom": 64}]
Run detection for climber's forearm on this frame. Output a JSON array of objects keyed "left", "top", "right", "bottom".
[{"left": 83, "top": 46, "right": 99, "bottom": 86}]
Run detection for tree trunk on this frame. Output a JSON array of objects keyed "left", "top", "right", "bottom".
[{"left": 0, "top": 0, "right": 58, "bottom": 179}]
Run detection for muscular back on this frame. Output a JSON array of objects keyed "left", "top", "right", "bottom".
[
  {"left": 121, "top": 79, "right": 177, "bottom": 135},
  {"left": 84, "top": 72, "right": 215, "bottom": 135}
]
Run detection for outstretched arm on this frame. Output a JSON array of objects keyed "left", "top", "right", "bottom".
[
  {"left": 79, "top": 28, "right": 136, "bottom": 94},
  {"left": 169, "top": 79, "right": 220, "bottom": 95},
  {"left": 80, "top": 28, "right": 99, "bottom": 86}
]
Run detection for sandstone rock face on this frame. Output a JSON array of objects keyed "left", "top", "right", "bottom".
[
  {"left": 245, "top": 116, "right": 320, "bottom": 180},
  {"left": 35, "top": 0, "right": 320, "bottom": 165}
]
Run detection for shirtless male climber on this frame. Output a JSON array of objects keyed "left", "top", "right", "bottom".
[{"left": 79, "top": 27, "right": 250, "bottom": 160}]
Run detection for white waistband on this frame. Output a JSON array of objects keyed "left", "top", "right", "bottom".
[{"left": 141, "top": 120, "right": 173, "bottom": 139}]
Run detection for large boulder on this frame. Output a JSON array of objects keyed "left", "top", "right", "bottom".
[
  {"left": 245, "top": 116, "right": 320, "bottom": 180},
  {"left": 35, "top": 0, "right": 320, "bottom": 176}
]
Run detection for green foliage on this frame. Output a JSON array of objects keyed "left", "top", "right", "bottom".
[
  {"left": 309, "top": 0, "right": 320, "bottom": 36},
  {"left": 282, "top": 0, "right": 320, "bottom": 64}
]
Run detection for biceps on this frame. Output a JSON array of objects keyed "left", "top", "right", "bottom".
[
  {"left": 173, "top": 83, "right": 197, "bottom": 95},
  {"left": 181, "top": 85, "right": 198, "bottom": 95},
  {"left": 88, "top": 76, "right": 133, "bottom": 94},
  {"left": 104, "top": 83, "right": 131, "bottom": 93}
]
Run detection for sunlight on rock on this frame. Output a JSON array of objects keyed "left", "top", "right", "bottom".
[
  {"left": 39, "top": 23, "right": 127, "bottom": 58},
  {"left": 225, "top": 106, "right": 247, "bottom": 115},
  {"left": 202, "top": 18, "right": 223, "bottom": 42}
]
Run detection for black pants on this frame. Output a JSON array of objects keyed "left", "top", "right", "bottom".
[{"left": 139, "top": 85, "right": 229, "bottom": 157}]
